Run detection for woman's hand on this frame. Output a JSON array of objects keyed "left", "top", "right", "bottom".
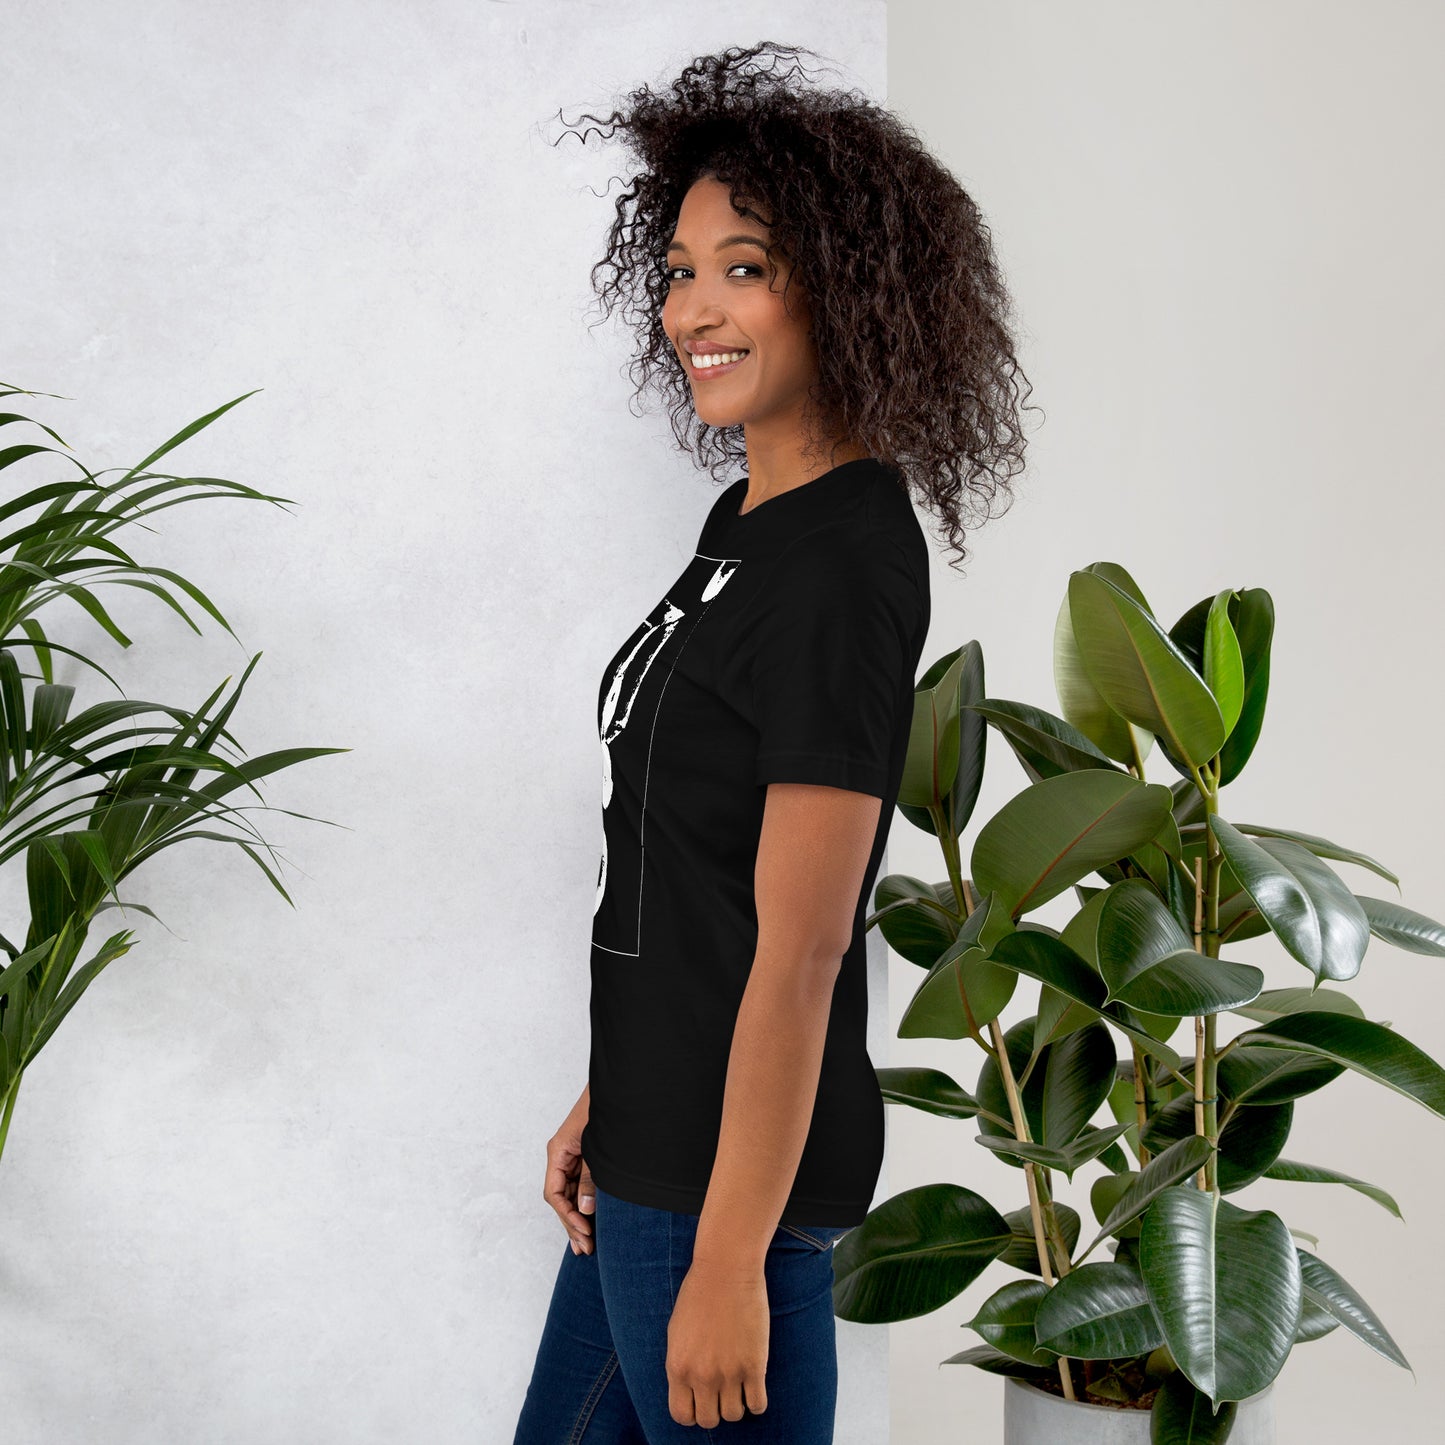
[
  {"left": 666, "top": 1259, "right": 770, "bottom": 1427},
  {"left": 543, "top": 1087, "right": 596, "bottom": 1254}
]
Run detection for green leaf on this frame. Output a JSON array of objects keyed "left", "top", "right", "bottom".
[
  {"left": 1042, "top": 1019, "right": 1118, "bottom": 1150},
  {"left": 873, "top": 874, "right": 957, "bottom": 967},
  {"left": 1216, "top": 1046, "right": 1343, "bottom": 1105},
  {"left": 875, "top": 1066, "right": 984, "bottom": 1121},
  {"left": 998, "top": 1202, "right": 1082, "bottom": 1276},
  {"left": 1141, "top": 1095, "right": 1292, "bottom": 1193},
  {"left": 1139, "top": 1188, "right": 1301, "bottom": 1407},
  {"left": 986, "top": 929, "right": 1185, "bottom": 1074},
  {"left": 1067, "top": 570, "right": 1226, "bottom": 770},
  {"left": 1034, "top": 1260, "right": 1164, "bottom": 1359},
  {"left": 898, "top": 891, "right": 1017, "bottom": 1039},
  {"left": 1355, "top": 894, "right": 1445, "bottom": 956},
  {"left": 1079, "top": 1135, "right": 1217, "bottom": 1261},
  {"left": 1235, "top": 1011, "right": 1445, "bottom": 1120},
  {"left": 1179, "top": 820, "right": 1399, "bottom": 888},
  {"left": 831, "top": 1182, "right": 1013, "bottom": 1323},
  {"left": 966, "top": 1278, "right": 1057, "bottom": 1366},
  {"left": 972, "top": 770, "right": 1176, "bottom": 920},
  {"left": 1296, "top": 1248, "right": 1410, "bottom": 1370},
  {"left": 939, "top": 1343, "right": 1052, "bottom": 1377},
  {"left": 1261, "top": 1158, "right": 1402, "bottom": 1220},
  {"left": 976, "top": 1121, "right": 1134, "bottom": 1181},
  {"left": 899, "top": 647, "right": 964, "bottom": 808},
  {"left": 1208, "top": 818, "right": 1370, "bottom": 983},
  {"left": 1201, "top": 589, "right": 1245, "bottom": 738},
  {"left": 1230, "top": 986, "right": 1363, "bottom": 1024},
  {"left": 965, "top": 697, "right": 1125, "bottom": 782},
  {"left": 897, "top": 642, "right": 986, "bottom": 840},
  {"left": 1054, "top": 579, "right": 1149, "bottom": 765},
  {"left": 1149, "top": 1368, "right": 1239, "bottom": 1444},
  {"left": 1294, "top": 1292, "right": 1341, "bottom": 1344}
]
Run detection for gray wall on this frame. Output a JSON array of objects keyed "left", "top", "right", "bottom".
[
  {"left": 887, "top": 1, "right": 1445, "bottom": 1441},
  {"left": 0, "top": 3, "right": 889, "bottom": 1442}
]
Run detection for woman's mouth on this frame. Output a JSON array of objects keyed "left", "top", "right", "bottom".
[{"left": 689, "top": 349, "right": 749, "bottom": 379}]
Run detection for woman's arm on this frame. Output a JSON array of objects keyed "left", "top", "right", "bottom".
[{"left": 691, "top": 779, "right": 882, "bottom": 1272}]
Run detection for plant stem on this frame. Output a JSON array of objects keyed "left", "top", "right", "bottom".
[
  {"left": 1131, "top": 1041, "right": 1151, "bottom": 1166},
  {"left": 986, "top": 1011, "right": 1077, "bottom": 1402},
  {"left": 0, "top": 1071, "right": 19, "bottom": 1168},
  {"left": 1191, "top": 764, "right": 1225, "bottom": 1195}
]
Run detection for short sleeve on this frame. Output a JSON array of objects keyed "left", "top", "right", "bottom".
[{"left": 743, "top": 531, "right": 921, "bottom": 799}]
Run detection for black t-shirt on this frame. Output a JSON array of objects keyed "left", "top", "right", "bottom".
[{"left": 579, "top": 456, "right": 931, "bottom": 1227}]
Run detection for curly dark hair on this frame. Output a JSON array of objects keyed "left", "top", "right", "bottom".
[{"left": 552, "top": 40, "right": 1039, "bottom": 571}]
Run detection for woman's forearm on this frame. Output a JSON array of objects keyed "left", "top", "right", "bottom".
[{"left": 691, "top": 953, "right": 840, "bottom": 1272}]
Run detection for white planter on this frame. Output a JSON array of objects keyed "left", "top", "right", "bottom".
[{"left": 1003, "top": 1375, "right": 1275, "bottom": 1444}]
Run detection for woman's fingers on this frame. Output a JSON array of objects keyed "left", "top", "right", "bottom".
[{"left": 543, "top": 1133, "right": 594, "bottom": 1253}]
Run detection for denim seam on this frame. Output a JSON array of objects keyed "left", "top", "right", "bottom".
[
  {"left": 567, "top": 1348, "right": 621, "bottom": 1445},
  {"left": 778, "top": 1222, "right": 835, "bottom": 1250}
]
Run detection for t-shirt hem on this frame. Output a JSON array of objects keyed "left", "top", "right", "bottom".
[
  {"left": 754, "top": 750, "right": 891, "bottom": 799},
  {"left": 585, "top": 1147, "right": 875, "bottom": 1229}
]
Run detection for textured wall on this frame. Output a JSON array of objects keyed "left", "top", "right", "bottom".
[
  {"left": 0, "top": 3, "right": 890, "bottom": 1441},
  {"left": 886, "top": 2, "right": 1445, "bottom": 1442}
]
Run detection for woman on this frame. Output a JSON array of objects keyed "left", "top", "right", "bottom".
[{"left": 514, "top": 41, "right": 1032, "bottom": 1444}]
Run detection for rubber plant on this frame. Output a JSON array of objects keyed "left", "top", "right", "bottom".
[
  {"left": 0, "top": 382, "right": 345, "bottom": 1168},
  {"left": 832, "top": 561, "right": 1445, "bottom": 1442}
]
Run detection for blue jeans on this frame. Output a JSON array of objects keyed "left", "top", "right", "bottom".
[{"left": 512, "top": 1182, "right": 853, "bottom": 1443}]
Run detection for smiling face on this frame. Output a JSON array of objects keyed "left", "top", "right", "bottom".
[{"left": 661, "top": 173, "right": 821, "bottom": 437}]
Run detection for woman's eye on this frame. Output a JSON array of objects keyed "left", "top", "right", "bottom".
[{"left": 661, "top": 263, "right": 761, "bottom": 282}]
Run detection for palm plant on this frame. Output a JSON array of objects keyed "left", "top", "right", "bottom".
[
  {"left": 0, "top": 382, "right": 344, "bottom": 1168},
  {"left": 832, "top": 561, "right": 1445, "bottom": 1442}
]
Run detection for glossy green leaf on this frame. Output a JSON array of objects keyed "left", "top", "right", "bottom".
[
  {"left": 998, "top": 1202, "right": 1082, "bottom": 1276},
  {"left": 1201, "top": 589, "right": 1245, "bottom": 738},
  {"left": 1149, "top": 1368, "right": 1239, "bottom": 1443},
  {"left": 1141, "top": 1095, "right": 1292, "bottom": 1193},
  {"left": 1042, "top": 1019, "right": 1118, "bottom": 1150},
  {"left": 1168, "top": 587, "right": 1275, "bottom": 788},
  {"left": 1068, "top": 570, "right": 1226, "bottom": 770},
  {"left": 1235, "top": 1011, "right": 1445, "bottom": 1120},
  {"left": 976, "top": 1121, "right": 1134, "bottom": 1181},
  {"left": 1294, "top": 1291, "right": 1341, "bottom": 1344},
  {"left": 831, "top": 1182, "right": 1013, "bottom": 1323},
  {"left": 966, "top": 697, "right": 1125, "bottom": 782},
  {"left": 972, "top": 770, "right": 1176, "bottom": 920},
  {"left": 1034, "top": 1260, "right": 1164, "bottom": 1359},
  {"left": 940, "top": 1343, "right": 1052, "bottom": 1377},
  {"left": 872, "top": 874, "right": 957, "bottom": 967},
  {"left": 899, "top": 647, "right": 965, "bottom": 808},
  {"left": 1079, "top": 1135, "right": 1217, "bottom": 1260},
  {"left": 1261, "top": 1158, "right": 1402, "bottom": 1220},
  {"left": 1230, "top": 985, "right": 1363, "bottom": 1024},
  {"left": 966, "top": 1278, "right": 1057, "bottom": 1365},
  {"left": 987, "top": 929, "right": 1185, "bottom": 1074},
  {"left": 975, "top": 1017, "right": 1048, "bottom": 1170},
  {"left": 1180, "top": 819, "right": 1399, "bottom": 888},
  {"left": 1355, "top": 894, "right": 1445, "bottom": 956},
  {"left": 1208, "top": 818, "right": 1370, "bottom": 983},
  {"left": 1216, "top": 1045, "right": 1344, "bottom": 1105},
  {"left": 1054, "top": 579, "right": 1148, "bottom": 765},
  {"left": 1139, "top": 1188, "right": 1301, "bottom": 1406},
  {"left": 875, "top": 1066, "right": 984, "bottom": 1121},
  {"left": 898, "top": 891, "right": 1018, "bottom": 1038},
  {"left": 1297, "top": 1248, "right": 1410, "bottom": 1370},
  {"left": 897, "top": 642, "right": 986, "bottom": 839}
]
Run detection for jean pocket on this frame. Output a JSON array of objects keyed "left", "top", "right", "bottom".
[{"left": 775, "top": 1222, "right": 851, "bottom": 1252}]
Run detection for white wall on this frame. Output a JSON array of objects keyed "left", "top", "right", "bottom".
[
  {"left": 887, "top": 2, "right": 1445, "bottom": 1441},
  {"left": 0, "top": 3, "right": 890, "bottom": 1442}
]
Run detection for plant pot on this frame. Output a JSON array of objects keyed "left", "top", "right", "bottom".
[{"left": 1003, "top": 1375, "right": 1276, "bottom": 1444}]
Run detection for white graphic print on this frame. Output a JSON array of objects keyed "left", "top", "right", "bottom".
[{"left": 593, "top": 552, "right": 740, "bottom": 956}]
